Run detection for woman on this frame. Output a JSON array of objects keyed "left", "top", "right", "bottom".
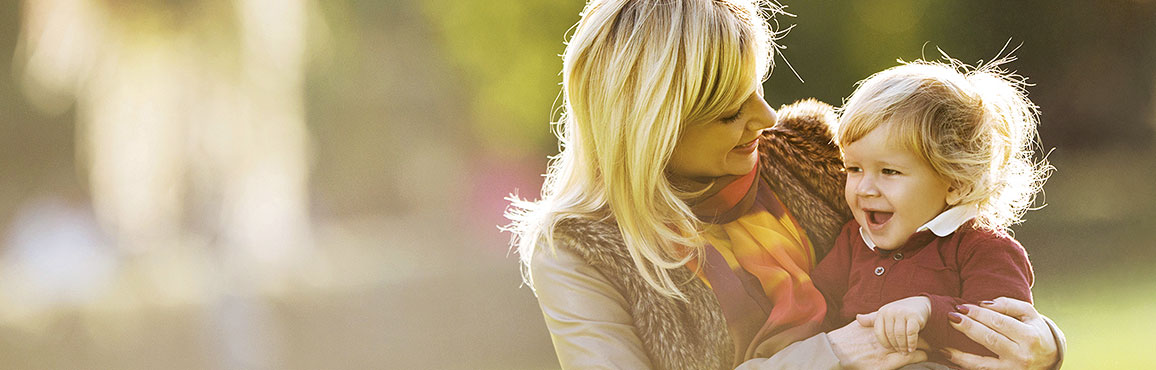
[{"left": 505, "top": 1, "right": 1065, "bottom": 369}]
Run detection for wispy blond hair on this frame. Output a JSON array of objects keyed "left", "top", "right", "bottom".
[
  {"left": 836, "top": 53, "right": 1052, "bottom": 231},
  {"left": 505, "top": 0, "right": 787, "bottom": 299}
]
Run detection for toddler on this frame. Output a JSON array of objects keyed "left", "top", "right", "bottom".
[{"left": 811, "top": 56, "right": 1051, "bottom": 367}]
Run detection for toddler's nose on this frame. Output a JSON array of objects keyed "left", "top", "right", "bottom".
[{"left": 856, "top": 176, "right": 880, "bottom": 197}]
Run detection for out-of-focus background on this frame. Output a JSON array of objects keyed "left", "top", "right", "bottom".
[{"left": 0, "top": 0, "right": 1152, "bottom": 369}]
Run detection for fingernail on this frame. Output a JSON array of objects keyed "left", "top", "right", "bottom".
[
  {"left": 981, "top": 300, "right": 995, "bottom": 306},
  {"left": 948, "top": 312, "right": 963, "bottom": 324},
  {"left": 939, "top": 349, "right": 952, "bottom": 360},
  {"left": 955, "top": 304, "right": 969, "bottom": 314}
]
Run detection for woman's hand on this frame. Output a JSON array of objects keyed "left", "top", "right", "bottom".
[
  {"left": 827, "top": 318, "right": 927, "bottom": 370},
  {"left": 943, "top": 297, "right": 1059, "bottom": 370}
]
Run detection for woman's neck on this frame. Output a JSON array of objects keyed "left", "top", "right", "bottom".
[
  {"left": 669, "top": 174, "right": 746, "bottom": 203},
  {"left": 669, "top": 175, "right": 715, "bottom": 194}
]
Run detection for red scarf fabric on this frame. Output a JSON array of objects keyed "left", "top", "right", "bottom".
[{"left": 685, "top": 162, "right": 828, "bottom": 365}]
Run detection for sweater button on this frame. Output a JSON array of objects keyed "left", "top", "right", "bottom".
[
  {"left": 874, "top": 266, "right": 885, "bottom": 276},
  {"left": 893, "top": 252, "right": 904, "bottom": 261}
]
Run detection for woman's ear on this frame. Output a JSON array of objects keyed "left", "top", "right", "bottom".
[{"left": 946, "top": 183, "right": 968, "bottom": 206}]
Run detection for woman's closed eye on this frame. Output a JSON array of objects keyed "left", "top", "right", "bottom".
[{"left": 721, "top": 107, "right": 744, "bottom": 123}]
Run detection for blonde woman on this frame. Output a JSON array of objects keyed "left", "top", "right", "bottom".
[{"left": 506, "top": 1, "right": 1065, "bottom": 369}]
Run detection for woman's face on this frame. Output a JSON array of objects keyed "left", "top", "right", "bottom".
[{"left": 668, "top": 88, "right": 777, "bottom": 188}]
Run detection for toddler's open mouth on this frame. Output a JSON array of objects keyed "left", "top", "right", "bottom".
[{"left": 866, "top": 210, "right": 893, "bottom": 228}]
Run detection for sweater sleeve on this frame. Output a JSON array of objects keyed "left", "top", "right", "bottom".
[
  {"left": 1043, "top": 315, "right": 1067, "bottom": 369},
  {"left": 920, "top": 234, "right": 1034, "bottom": 355},
  {"left": 529, "top": 245, "right": 654, "bottom": 369},
  {"left": 735, "top": 333, "right": 842, "bottom": 370}
]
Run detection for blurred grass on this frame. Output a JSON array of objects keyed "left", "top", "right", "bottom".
[
  {"left": 1034, "top": 265, "right": 1155, "bottom": 368},
  {"left": 1017, "top": 146, "right": 1156, "bottom": 367}
]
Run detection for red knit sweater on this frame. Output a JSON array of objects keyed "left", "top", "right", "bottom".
[{"left": 811, "top": 219, "right": 1034, "bottom": 360}]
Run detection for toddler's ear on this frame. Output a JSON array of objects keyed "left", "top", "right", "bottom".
[{"left": 946, "top": 184, "right": 968, "bottom": 206}]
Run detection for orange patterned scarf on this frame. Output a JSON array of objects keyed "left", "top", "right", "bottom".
[{"left": 685, "top": 162, "right": 829, "bottom": 365}]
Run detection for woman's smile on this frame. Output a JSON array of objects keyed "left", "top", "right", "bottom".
[{"left": 731, "top": 136, "right": 760, "bottom": 154}]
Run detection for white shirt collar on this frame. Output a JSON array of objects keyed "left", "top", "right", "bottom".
[{"left": 860, "top": 204, "right": 979, "bottom": 250}]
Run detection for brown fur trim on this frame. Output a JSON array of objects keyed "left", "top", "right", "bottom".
[
  {"left": 759, "top": 99, "right": 853, "bottom": 259},
  {"left": 553, "top": 217, "right": 734, "bottom": 370}
]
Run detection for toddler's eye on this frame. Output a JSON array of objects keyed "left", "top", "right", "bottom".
[
  {"left": 881, "top": 168, "right": 901, "bottom": 175},
  {"left": 842, "top": 166, "right": 861, "bottom": 173}
]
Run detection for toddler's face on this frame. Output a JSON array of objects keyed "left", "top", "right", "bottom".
[{"left": 841, "top": 127, "right": 958, "bottom": 250}]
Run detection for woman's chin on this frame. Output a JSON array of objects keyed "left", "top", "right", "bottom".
[
  {"left": 722, "top": 153, "right": 757, "bottom": 175},
  {"left": 731, "top": 159, "right": 758, "bottom": 176}
]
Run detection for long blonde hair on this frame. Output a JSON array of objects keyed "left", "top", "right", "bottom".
[
  {"left": 836, "top": 55, "right": 1052, "bottom": 231},
  {"left": 505, "top": 0, "right": 784, "bottom": 299}
]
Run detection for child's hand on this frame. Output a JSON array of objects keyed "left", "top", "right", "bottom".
[{"left": 856, "top": 296, "right": 932, "bottom": 353}]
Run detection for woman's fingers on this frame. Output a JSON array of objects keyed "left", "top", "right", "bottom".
[
  {"left": 950, "top": 301, "right": 1059, "bottom": 370},
  {"left": 981, "top": 297, "right": 1038, "bottom": 322},
  {"left": 883, "top": 349, "right": 929, "bottom": 369},
  {"left": 915, "top": 337, "right": 931, "bottom": 351},
  {"left": 950, "top": 306, "right": 1019, "bottom": 355},
  {"left": 972, "top": 299, "right": 1059, "bottom": 368},
  {"left": 942, "top": 347, "right": 1001, "bottom": 370}
]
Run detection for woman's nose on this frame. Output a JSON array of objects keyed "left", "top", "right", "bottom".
[{"left": 747, "top": 97, "right": 777, "bottom": 132}]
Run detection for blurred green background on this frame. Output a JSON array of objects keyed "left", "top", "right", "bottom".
[{"left": 0, "top": 0, "right": 1153, "bottom": 369}]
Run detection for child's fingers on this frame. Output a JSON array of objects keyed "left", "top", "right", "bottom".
[
  {"left": 895, "top": 318, "right": 912, "bottom": 353},
  {"left": 855, "top": 312, "right": 876, "bottom": 327},
  {"left": 887, "top": 316, "right": 903, "bottom": 351},
  {"left": 905, "top": 317, "right": 920, "bottom": 353},
  {"left": 874, "top": 316, "right": 892, "bottom": 351},
  {"left": 889, "top": 317, "right": 902, "bottom": 353}
]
